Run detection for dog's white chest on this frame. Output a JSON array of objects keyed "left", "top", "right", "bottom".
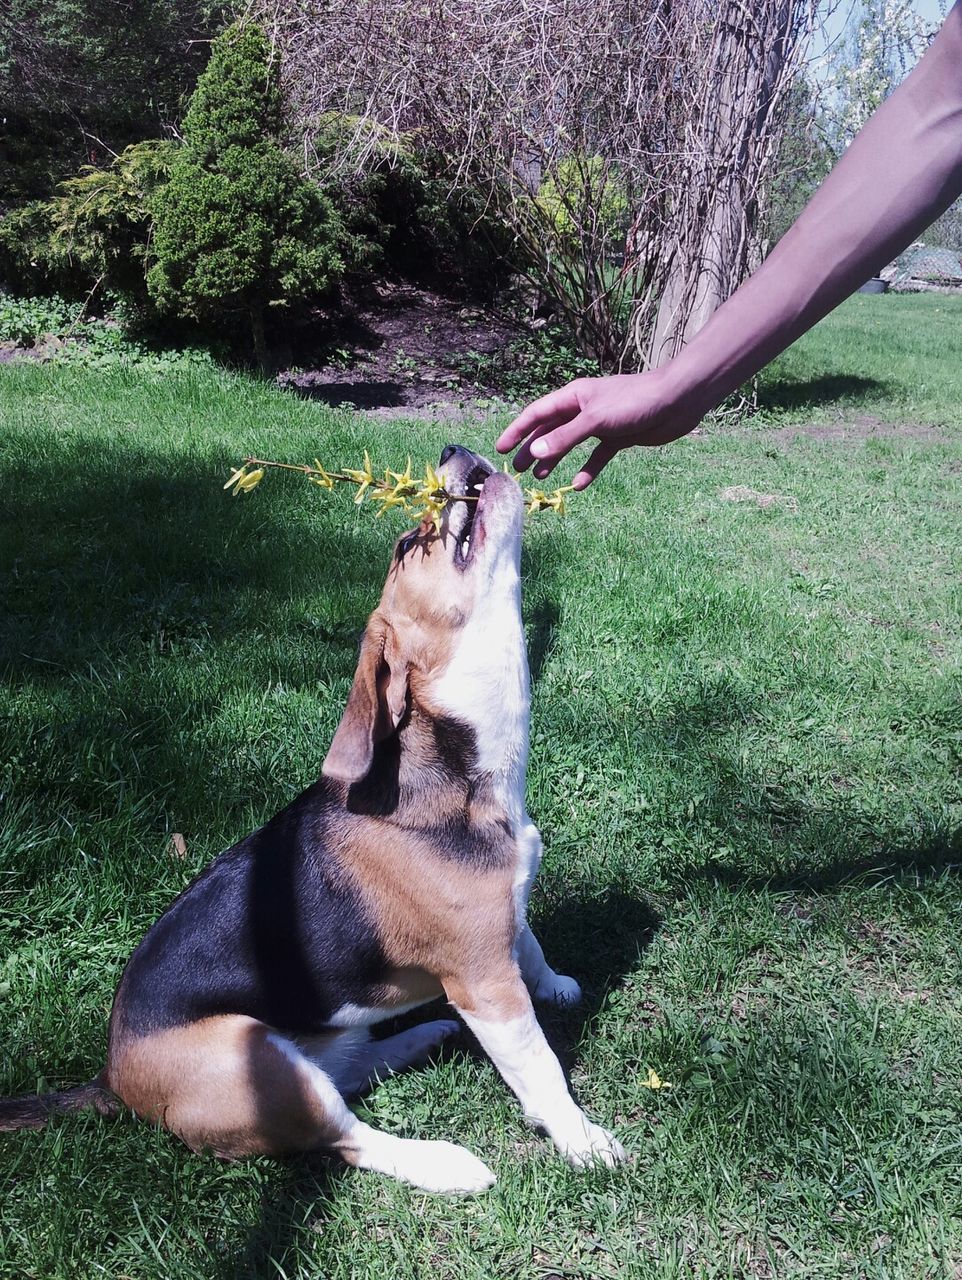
[
  {"left": 431, "top": 570, "right": 541, "bottom": 918},
  {"left": 432, "top": 573, "right": 530, "bottom": 825}
]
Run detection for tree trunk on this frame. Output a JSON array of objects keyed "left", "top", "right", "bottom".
[
  {"left": 646, "top": 1, "right": 802, "bottom": 368},
  {"left": 249, "top": 304, "right": 270, "bottom": 376}
]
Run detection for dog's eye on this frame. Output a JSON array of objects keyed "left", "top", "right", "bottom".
[{"left": 395, "top": 532, "right": 418, "bottom": 560}]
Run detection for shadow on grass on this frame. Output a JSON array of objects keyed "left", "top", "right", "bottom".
[
  {"left": 683, "top": 814, "right": 962, "bottom": 895},
  {"left": 0, "top": 439, "right": 391, "bottom": 872},
  {"left": 522, "top": 535, "right": 562, "bottom": 684},
  {"left": 1, "top": 440, "right": 388, "bottom": 678},
  {"left": 287, "top": 379, "right": 408, "bottom": 409},
  {"left": 756, "top": 373, "right": 892, "bottom": 414},
  {"left": 217, "top": 1157, "right": 347, "bottom": 1280},
  {"left": 530, "top": 886, "right": 662, "bottom": 1072}
]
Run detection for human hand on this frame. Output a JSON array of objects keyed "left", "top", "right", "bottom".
[{"left": 496, "top": 369, "right": 707, "bottom": 489}]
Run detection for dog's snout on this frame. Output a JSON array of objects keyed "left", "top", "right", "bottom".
[{"left": 438, "top": 444, "right": 460, "bottom": 466}]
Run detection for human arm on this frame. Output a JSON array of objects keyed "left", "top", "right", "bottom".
[{"left": 496, "top": 2, "right": 962, "bottom": 488}]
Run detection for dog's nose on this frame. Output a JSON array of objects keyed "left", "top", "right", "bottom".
[{"left": 439, "top": 444, "right": 459, "bottom": 466}]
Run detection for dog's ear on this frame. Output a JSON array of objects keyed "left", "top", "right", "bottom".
[{"left": 322, "top": 616, "right": 409, "bottom": 784}]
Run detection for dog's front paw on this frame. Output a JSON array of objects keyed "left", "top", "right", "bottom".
[
  {"left": 408, "top": 1140, "right": 497, "bottom": 1195},
  {"left": 558, "top": 1119, "right": 627, "bottom": 1170},
  {"left": 533, "top": 972, "right": 582, "bottom": 1007}
]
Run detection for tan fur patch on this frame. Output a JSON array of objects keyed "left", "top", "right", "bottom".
[{"left": 107, "top": 1016, "right": 349, "bottom": 1158}]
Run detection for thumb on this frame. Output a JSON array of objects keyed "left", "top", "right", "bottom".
[{"left": 523, "top": 412, "right": 596, "bottom": 467}]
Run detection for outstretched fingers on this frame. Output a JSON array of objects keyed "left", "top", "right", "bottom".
[
  {"left": 497, "top": 383, "right": 591, "bottom": 463},
  {"left": 571, "top": 442, "right": 618, "bottom": 490},
  {"left": 512, "top": 411, "right": 597, "bottom": 476}
]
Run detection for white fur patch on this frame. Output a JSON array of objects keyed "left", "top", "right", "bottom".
[
  {"left": 350, "top": 1126, "right": 496, "bottom": 1194},
  {"left": 267, "top": 1031, "right": 494, "bottom": 1192},
  {"left": 431, "top": 560, "right": 530, "bottom": 826},
  {"left": 327, "top": 999, "right": 432, "bottom": 1028},
  {"left": 430, "top": 518, "right": 542, "bottom": 935},
  {"left": 456, "top": 1007, "right": 625, "bottom": 1169}
]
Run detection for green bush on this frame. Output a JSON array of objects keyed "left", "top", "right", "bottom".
[
  {"left": 0, "top": 289, "right": 216, "bottom": 369},
  {"left": 148, "top": 22, "right": 345, "bottom": 370},
  {"left": 0, "top": 293, "right": 80, "bottom": 345},
  {"left": 0, "top": 1, "right": 229, "bottom": 204},
  {"left": 536, "top": 155, "right": 629, "bottom": 250},
  {"left": 309, "top": 113, "right": 516, "bottom": 295},
  {"left": 456, "top": 325, "right": 600, "bottom": 400},
  {"left": 0, "top": 140, "right": 176, "bottom": 304}
]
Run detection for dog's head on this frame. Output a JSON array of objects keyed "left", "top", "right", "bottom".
[{"left": 322, "top": 445, "right": 525, "bottom": 785}]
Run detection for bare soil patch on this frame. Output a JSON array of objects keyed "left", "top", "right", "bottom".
[
  {"left": 771, "top": 415, "right": 952, "bottom": 445},
  {"left": 719, "top": 485, "right": 799, "bottom": 512},
  {"left": 279, "top": 282, "right": 523, "bottom": 416}
]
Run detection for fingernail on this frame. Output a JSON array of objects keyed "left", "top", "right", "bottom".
[{"left": 531, "top": 441, "right": 547, "bottom": 457}]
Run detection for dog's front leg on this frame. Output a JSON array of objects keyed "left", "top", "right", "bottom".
[
  {"left": 444, "top": 972, "right": 625, "bottom": 1169},
  {"left": 516, "top": 924, "right": 582, "bottom": 1007}
]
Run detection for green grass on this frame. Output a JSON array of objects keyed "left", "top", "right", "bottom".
[
  {"left": 756, "top": 292, "right": 962, "bottom": 425},
  {"left": 2, "top": 293, "right": 961, "bottom": 1279}
]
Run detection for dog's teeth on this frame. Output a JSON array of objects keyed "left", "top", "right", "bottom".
[
  {"left": 472, "top": 483, "right": 482, "bottom": 491},
  {"left": 463, "top": 535, "right": 470, "bottom": 548}
]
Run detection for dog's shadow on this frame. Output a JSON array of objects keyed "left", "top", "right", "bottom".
[{"left": 521, "top": 885, "right": 661, "bottom": 1062}]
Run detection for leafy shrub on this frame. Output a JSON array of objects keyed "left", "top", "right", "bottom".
[
  {"left": 309, "top": 113, "right": 516, "bottom": 295},
  {"left": 0, "top": 289, "right": 216, "bottom": 370},
  {"left": 148, "top": 22, "right": 345, "bottom": 370},
  {"left": 0, "top": 202, "right": 87, "bottom": 297},
  {"left": 0, "top": 293, "right": 80, "bottom": 345},
  {"left": 48, "top": 141, "right": 177, "bottom": 299},
  {"left": 456, "top": 326, "right": 600, "bottom": 400},
  {"left": 0, "top": 1, "right": 229, "bottom": 203},
  {"left": 0, "top": 140, "right": 176, "bottom": 304}
]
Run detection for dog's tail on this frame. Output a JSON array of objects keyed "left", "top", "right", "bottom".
[{"left": 0, "top": 1074, "right": 119, "bottom": 1131}]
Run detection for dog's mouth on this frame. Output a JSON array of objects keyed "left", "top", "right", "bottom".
[
  {"left": 455, "top": 462, "right": 491, "bottom": 566},
  {"left": 443, "top": 458, "right": 495, "bottom": 570}
]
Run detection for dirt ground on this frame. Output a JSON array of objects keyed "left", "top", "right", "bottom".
[
  {"left": 770, "top": 415, "right": 952, "bottom": 445},
  {"left": 279, "top": 282, "right": 524, "bottom": 416}
]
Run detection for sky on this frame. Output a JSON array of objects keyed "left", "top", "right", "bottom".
[{"left": 816, "top": 0, "right": 951, "bottom": 61}]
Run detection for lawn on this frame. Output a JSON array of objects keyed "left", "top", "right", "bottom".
[{"left": 1, "top": 293, "right": 961, "bottom": 1279}]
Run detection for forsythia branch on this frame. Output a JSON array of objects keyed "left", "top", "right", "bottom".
[{"left": 223, "top": 455, "right": 574, "bottom": 527}]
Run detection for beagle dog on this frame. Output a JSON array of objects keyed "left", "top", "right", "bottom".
[{"left": 0, "top": 445, "right": 625, "bottom": 1194}]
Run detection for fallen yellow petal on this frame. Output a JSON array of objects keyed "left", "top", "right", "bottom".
[{"left": 640, "top": 1068, "right": 673, "bottom": 1090}]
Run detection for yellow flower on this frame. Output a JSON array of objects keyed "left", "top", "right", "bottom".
[
  {"left": 224, "top": 464, "right": 265, "bottom": 496},
  {"left": 410, "top": 491, "right": 447, "bottom": 534},
  {"left": 235, "top": 467, "right": 264, "bottom": 495},
  {"left": 406, "top": 459, "right": 448, "bottom": 532},
  {"left": 640, "top": 1068, "right": 672, "bottom": 1090},
  {"left": 547, "top": 484, "right": 575, "bottom": 515},
  {"left": 343, "top": 449, "right": 376, "bottom": 504},
  {"left": 223, "top": 464, "right": 249, "bottom": 494},
  {"left": 388, "top": 456, "right": 416, "bottom": 494},
  {"left": 370, "top": 486, "right": 413, "bottom": 517},
  {"left": 524, "top": 484, "right": 574, "bottom": 515},
  {"left": 309, "top": 459, "right": 337, "bottom": 491},
  {"left": 223, "top": 452, "right": 577, "bottom": 519},
  {"left": 421, "top": 460, "right": 442, "bottom": 499}
]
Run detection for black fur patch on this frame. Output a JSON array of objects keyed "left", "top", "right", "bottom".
[{"left": 111, "top": 780, "right": 390, "bottom": 1038}]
